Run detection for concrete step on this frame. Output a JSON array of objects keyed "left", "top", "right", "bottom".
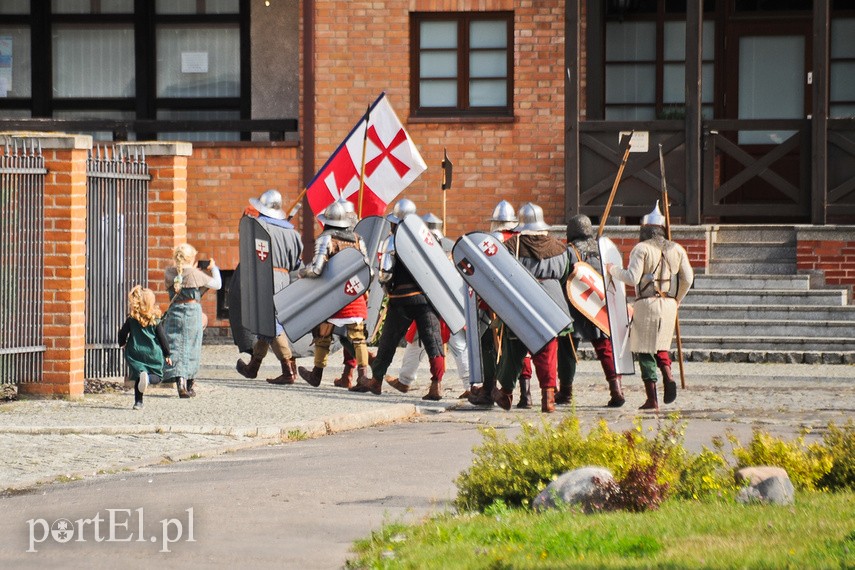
[
  {"left": 692, "top": 274, "right": 810, "bottom": 291},
  {"left": 712, "top": 226, "right": 796, "bottom": 243},
  {"left": 708, "top": 260, "right": 798, "bottom": 275},
  {"left": 679, "top": 335, "right": 853, "bottom": 352},
  {"left": 679, "top": 319, "right": 855, "bottom": 338},
  {"left": 575, "top": 346, "right": 855, "bottom": 364},
  {"left": 711, "top": 242, "right": 795, "bottom": 262},
  {"left": 687, "top": 289, "right": 848, "bottom": 306},
  {"left": 679, "top": 304, "right": 855, "bottom": 322}
]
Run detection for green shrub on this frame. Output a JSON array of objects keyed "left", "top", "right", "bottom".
[
  {"left": 818, "top": 420, "right": 855, "bottom": 491},
  {"left": 727, "top": 429, "right": 833, "bottom": 491},
  {"left": 454, "top": 415, "right": 698, "bottom": 513},
  {"left": 674, "top": 447, "right": 735, "bottom": 500}
]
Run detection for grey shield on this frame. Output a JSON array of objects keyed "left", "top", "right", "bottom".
[
  {"left": 273, "top": 247, "right": 372, "bottom": 343},
  {"left": 598, "top": 236, "right": 635, "bottom": 376},
  {"left": 355, "top": 215, "right": 391, "bottom": 337},
  {"left": 239, "top": 216, "right": 276, "bottom": 338},
  {"left": 464, "top": 286, "right": 484, "bottom": 385},
  {"left": 452, "top": 232, "right": 572, "bottom": 355},
  {"left": 395, "top": 215, "right": 466, "bottom": 334}
]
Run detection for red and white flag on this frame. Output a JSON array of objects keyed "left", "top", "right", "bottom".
[{"left": 306, "top": 93, "right": 427, "bottom": 218}]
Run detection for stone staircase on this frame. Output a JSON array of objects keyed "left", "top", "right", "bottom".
[{"left": 677, "top": 226, "right": 855, "bottom": 364}]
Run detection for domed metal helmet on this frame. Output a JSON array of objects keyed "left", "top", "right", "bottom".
[
  {"left": 249, "top": 189, "right": 286, "bottom": 220},
  {"left": 386, "top": 198, "right": 417, "bottom": 224},
  {"left": 422, "top": 212, "right": 443, "bottom": 231},
  {"left": 317, "top": 199, "right": 351, "bottom": 229},
  {"left": 490, "top": 200, "right": 518, "bottom": 223},
  {"left": 515, "top": 202, "right": 550, "bottom": 232},
  {"left": 566, "top": 214, "right": 595, "bottom": 242},
  {"left": 641, "top": 200, "right": 666, "bottom": 227}
]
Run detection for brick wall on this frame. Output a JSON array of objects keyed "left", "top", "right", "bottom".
[
  {"left": 796, "top": 227, "right": 855, "bottom": 297},
  {"left": 185, "top": 143, "right": 301, "bottom": 327},
  {"left": 313, "top": 0, "right": 567, "bottom": 238}
]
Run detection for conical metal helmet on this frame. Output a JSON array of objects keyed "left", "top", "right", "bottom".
[
  {"left": 490, "top": 200, "right": 518, "bottom": 223},
  {"left": 386, "top": 198, "right": 417, "bottom": 224},
  {"left": 422, "top": 212, "right": 443, "bottom": 230},
  {"left": 249, "top": 189, "right": 286, "bottom": 220},
  {"left": 641, "top": 200, "right": 666, "bottom": 227},
  {"left": 317, "top": 198, "right": 351, "bottom": 229},
  {"left": 515, "top": 202, "right": 550, "bottom": 232}
]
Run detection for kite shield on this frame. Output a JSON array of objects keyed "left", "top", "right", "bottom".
[
  {"left": 239, "top": 216, "right": 276, "bottom": 338},
  {"left": 452, "top": 232, "right": 572, "bottom": 355},
  {"left": 395, "top": 215, "right": 466, "bottom": 334},
  {"left": 566, "top": 261, "right": 610, "bottom": 336},
  {"left": 354, "top": 215, "right": 392, "bottom": 339},
  {"left": 599, "top": 236, "right": 635, "bottom": 375},
  {"left": 273, "top": 247, "right": 372, "bottom": 343}
]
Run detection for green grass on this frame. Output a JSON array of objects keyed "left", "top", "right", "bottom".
[{"left": 348, "top": 491, "right": 855, "bottom": 569}]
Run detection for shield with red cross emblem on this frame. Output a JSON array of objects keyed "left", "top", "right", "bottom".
[
  {"left": 566, "top": 261, "right": 610, "bottom": 335},
  {"left": 239, "top": 216, "right": 276, "bottom": 338}
]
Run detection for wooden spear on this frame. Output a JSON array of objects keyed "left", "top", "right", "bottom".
[
  {"left": 659, "top": 143, "right": 687, "bottom": 389},
  {"left": 356, "top": 104, "right": 371, "bottom": 217},
  {"left": 597, "top": 131, "right": 633, "bottom": 238}
]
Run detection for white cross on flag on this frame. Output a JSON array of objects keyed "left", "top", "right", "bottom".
[{"left": 306, "top": 92, "right": 428, "bottom": 218}]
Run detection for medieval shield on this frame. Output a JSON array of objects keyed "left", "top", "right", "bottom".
[
  {"left": 239, "top": 216, "right": 276, "bottom": 338},
  {"left": 452, "top": 232, "right": 572, "bottom": 355},
  {"left": 599, "top": 236, "right": 635, "bottom": 375},
  {"left": 273, "top": 247, "right": 372, "bottom": 343},
  {"left": 566, "top": 261, "right": 610, "bottom": 335},
  {"left": 395, "top": 214, "right": 467, "bottom": 334},
  {"left": 464, "top": 286, "right": 484, "bottom": 386},
  {"left": 354, "top": 215, "right": 391, "bottom": 338}
]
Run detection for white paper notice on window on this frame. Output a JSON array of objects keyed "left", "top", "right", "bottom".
[
  {"left": 619, "top": 131, "right": 649, "bottom": 153},
  {"left": 181, "top": 52, "right": 209, "bottom": 74}
]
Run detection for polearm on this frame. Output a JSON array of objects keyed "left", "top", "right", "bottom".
[
  {"left": 597, "top": 131, "right": 634, "bottom": 238},
  {"left": 356, "top": 104, "right": 371, "bottom": 217},
  {"left": 441, "top": 148, "right": 452, "bottom": 227},
  {"left": 659, "top": 143, "right": 687, "bottom": 389},
  {"left": 284, "top": 188, "right": 307, "bottom": 221}
]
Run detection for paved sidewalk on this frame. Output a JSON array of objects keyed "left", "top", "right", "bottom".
[{"left": 1, "top": 343, "right": 853, "bottom": 493}]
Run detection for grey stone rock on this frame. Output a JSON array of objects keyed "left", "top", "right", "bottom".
[
  {"left": 692, "top": 349, "right": 711, "bottom": 362},
  {"left": 765, "top": 352, "right": 786, "bottom": 364},
  {"left": 785, "top": 352, "right": 805, "bottom": 364},
  {"left": 736, "top": 475, "right": 795, "bottom": 506},
  {"left": 748, "top": 352, "right": 765, "bottom": 363},
  {"left": 736, "top": 466, "right": 789, "bottom": 486},
  {"left": 532, "top": 466, "right": 615, "bottom": 512},
  {"left": 730, "top": 352, "right": 750, "bottom": 363},
  {"left": 844, "top": 353, "right": 855, "bottom": 365},
  {"left": 711, "top": 351, "right": 727, "bottom": 363}
]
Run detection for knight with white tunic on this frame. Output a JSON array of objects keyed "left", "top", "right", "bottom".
[{"left": 606, "top": 202, "right": 694, "bottom": 411}]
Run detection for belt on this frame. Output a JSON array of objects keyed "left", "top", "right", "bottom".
[
  {"left": 388, "top": 291, "right": 423, "bottom": 299},
  {"left": 274, "top": 267, "right": 290, "bottom": 274}
]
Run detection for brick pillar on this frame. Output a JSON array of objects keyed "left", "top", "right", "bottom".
[
  {"left": 119, "top": 142, "right": 192, "bottom": 307},
  {"left": 18, "top": 134, "right": 92, "bottom": 399}
]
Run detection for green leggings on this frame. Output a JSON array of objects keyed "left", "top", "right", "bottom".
[{"left": 637, "top": 353, "right": 659, "bottom": 382}]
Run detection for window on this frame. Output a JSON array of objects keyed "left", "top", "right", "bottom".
[
  {"left": 411, "top": 12, "right": 513, "bottom": 119},
  {"left": 0, "top": 1, "right": 248, "bottom": 141},
  {"left": 830, "top": 18, "right": 855, "bottom": 118},
  {"left": 605, "top": 2, "right": 715, "bottom": 120}
]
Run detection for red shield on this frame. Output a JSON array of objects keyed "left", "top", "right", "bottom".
[{"left": 255, "top": 239, "right": 269, "bottom": 262}]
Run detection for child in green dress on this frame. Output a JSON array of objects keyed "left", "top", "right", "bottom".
[{"left": 118, "top": 286, "right": 172, "bottom": 410}]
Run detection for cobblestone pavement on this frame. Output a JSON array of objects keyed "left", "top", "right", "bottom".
[{"left": 1, "top": 344, "right": 853, "bottom": 492}]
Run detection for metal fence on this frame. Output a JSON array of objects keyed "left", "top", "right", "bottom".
[
  {"left": 0, "top": 139, "right": 46, "bottom": 385},
  {"left": 85, "top": 146, "right": 150, "bottom": 380}
]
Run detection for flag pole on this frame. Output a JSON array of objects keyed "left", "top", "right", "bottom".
[
  {"left": 356, "top": 104, "right": 371, "bottom": 218},
  {"left": 597, "top": 131, "right": 633, "bottom": 238},
  {"left": 659, "top": 144, "right": 686, "bottom": 390},
  {"left": 284, "top": 188, "right": 307, "bottom": 221}
]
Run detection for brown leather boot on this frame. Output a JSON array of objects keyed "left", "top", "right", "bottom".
[
  {"left": 186, "top": 379, "right": 197, "bottom": 397},
  {"left": 385, "top": 376, "right": 410, "bottom": 393},
  {"left": 423, "top": 380, "right": 442, "bottom": 401},
  {"left": 606, "top": 376, "right": 625, "bottom": 408},
  {"left": 468, "top": 380, "right": 495, "bottom": 407},
  {"left": 298, "top": 366, "right": 323, "bottom": 387},
  {"left": 355, "top": 366, "right": 370, "bottom": 387},
  {"left": 350, "top": 376, "right": 382, "bottom": 395},
  {"left": 267, "top": 361, "right": 295, "bottom": 385},
  {"left": 334, "top": 365, "right": 354, "bottom": 388},
  {"left": 236, "top": 356, "right": 263, "bottom": 379},
  {"left": 555, "top": 379, "right": 573, "bottom": 405},
  {"left": 541, "top": 386, "right": 556, "bottom": 413},
  {"left": 639, "top": 380, "right": 659, "bottom": 411},
  {"left": 660, "top": 364, "right": 677, "bottom": 404},
  {"left": 516, "top": 377, "right": 532, "bottom": 409},
  {"left": 492, "top": 386, "right": 513, "bottom": 410},
  {"left": 290, "top": 358, "right": 298, "bottom": 378}
]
